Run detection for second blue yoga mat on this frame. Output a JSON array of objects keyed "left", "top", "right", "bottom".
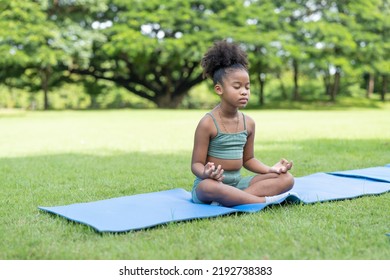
[{"left": 39, "top": 165, "right": 390, "bottom": 233}]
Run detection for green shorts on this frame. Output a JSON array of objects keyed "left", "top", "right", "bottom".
[{"left": 191, "top": 170, "right": 254, "bottom": 204}]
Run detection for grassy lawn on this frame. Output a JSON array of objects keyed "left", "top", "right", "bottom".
[{"left": 0, "top": 108, "right": 389, "bottom": 260}]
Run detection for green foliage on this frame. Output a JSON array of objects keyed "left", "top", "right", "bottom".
[
  {"left": 181, "top": 83, "right": 220, "bottom": 109},
  {"left": 87, "top": 0, "right": 245, "bottom": 107},
  {"left": 0, "top": 0, "right": 389, "bottom": 108},
  {"left": 0, "top": 83, "right": 155, "bottom": 110}
]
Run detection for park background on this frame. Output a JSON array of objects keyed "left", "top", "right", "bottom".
[
  {"left": 0, "top": 0, "right": 389, "bottom": 260},
  {"left": 0, "top": 0, "right": 389, "bottom": 109}
]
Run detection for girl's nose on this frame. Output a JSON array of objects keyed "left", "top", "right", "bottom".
[{"left": 241, "top": 89, "right": 248, "bottom": 96}]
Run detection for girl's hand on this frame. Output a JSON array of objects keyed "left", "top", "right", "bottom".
[
  {"left": 270, "top": 159, "right": 293, "bottom": 174},
  {"left": 204, "top": 162, "right": 224, "bottom": 182}
]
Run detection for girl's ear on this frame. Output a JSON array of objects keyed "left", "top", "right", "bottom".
[{"left": 214, "top": 83, "right": 223, "bottom": 96}]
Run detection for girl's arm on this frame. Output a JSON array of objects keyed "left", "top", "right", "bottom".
[
  {"left": 191, "top": 116, "right": 224, "bottom": 181},
  {"left": 242, "top": 116, "right": 271, "bottom": 173},
  {"left": 242, "top": 116, "right": 291, "bottom": 174}
]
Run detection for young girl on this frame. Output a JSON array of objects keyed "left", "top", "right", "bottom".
[{"left": 191, "top": 40, "right": 294, "bottom": 206}]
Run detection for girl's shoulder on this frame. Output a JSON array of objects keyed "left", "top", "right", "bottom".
[
  {"left": 242, "top": 112, "right": 255, "bottom": 133},
  {"left": 196, "top": 112, "right": 218, "bottom": 133},
  {"left": 242, "top": 112, "right": 254, "bottom": 124},
  {"left": 199, "top": 111, "right": 214, "bottom": 123}
]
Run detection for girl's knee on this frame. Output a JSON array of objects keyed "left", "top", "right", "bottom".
[
  {"left": 196, "top": 179, "right": 221, "bottom": 200},
  {"left": 282, "top": 172, "right": 294, "bottom": 191}
]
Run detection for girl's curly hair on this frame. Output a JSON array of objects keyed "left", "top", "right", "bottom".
[{"left": 201, "top": 40, "right": 249, "bottom": 85}]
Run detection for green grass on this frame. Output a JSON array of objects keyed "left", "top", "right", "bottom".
[{"left": 0, "top": 108, "right": 389, "bottom": 260}]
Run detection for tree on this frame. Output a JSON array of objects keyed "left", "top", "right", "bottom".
[
  {"left": 0, "top": 0, "right": 70, "bottom": 109},
  {"left": 273, "top": 0, "right": 313, "bottom": 101},
  {"left": 1, "top": 0, "right": 388, "bottom": 109},
  {"left": 351, "top": 0, "right": 390, "bottom": 101},
  {"left": 69, "top": 0, "right": 228, "bottom": 108},
  {"left": 302, "top": 1, "right": 358, "bottom": 101},
  {"left": 243, "top": 1, "right": 283, "bottom": 105}
]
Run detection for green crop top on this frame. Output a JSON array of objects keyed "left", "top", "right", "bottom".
[{"left": 207, "top": 112, "right": 248, "bottom": 160}]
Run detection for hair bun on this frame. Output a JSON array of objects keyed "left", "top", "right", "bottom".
[{"left": 201, "top": 40, "right": 248, "bottom": 82}]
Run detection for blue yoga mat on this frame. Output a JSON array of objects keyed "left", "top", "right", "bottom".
[
  {"left": 328, "top": 166, "right": 390, "bottom": 183},
  {"left": 39, "top": 165, "right": 390, "bottom": 233}
]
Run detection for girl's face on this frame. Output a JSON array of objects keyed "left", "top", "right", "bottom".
[{"left": 215, "top": 69, "right": 250, "bottom": 108}]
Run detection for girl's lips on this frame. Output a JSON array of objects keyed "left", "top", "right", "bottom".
[{"left": 239, "top": 98, "right": 249, "bottom": 103}]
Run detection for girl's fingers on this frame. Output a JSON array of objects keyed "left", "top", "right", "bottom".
[
  {"left": 206, "top": 163, "right": 225, "bottom": 181},
  {"left": 205, "top": 162, "right": 215, "bottom": 175},
  {"left": 269, "top": 167, "right": 281, "bottom": 174},
  {"left": 211, "top": 166, "right": 224, "bottom": 179},
  {"left": 216, "top": 169, "right": 224, "bottom": 179},
  {"left": 217, "top": 175, "right": 224, "bottom": 182}
]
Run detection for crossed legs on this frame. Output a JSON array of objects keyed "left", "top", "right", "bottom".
[{"left": 195, "top": 172, "right": 294, "bottom": 207}]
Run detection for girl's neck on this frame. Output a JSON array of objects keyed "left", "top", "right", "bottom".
[{"left": 217, "top": 103, "right": 238, "bottom": 118}]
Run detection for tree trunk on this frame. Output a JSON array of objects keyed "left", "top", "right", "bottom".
[
  {"left": 257, "top": 73, "right": 265, "bottom": 106},
  {"left": 154, "top": 92, "right": 186, "bottom": 108},
  {"left": 292, "top": 59, "right": 300, "bottom": 101},
  {"left": 330, "top": 67, "right": 341, "bottom": 102},
  {"left": 366, "top": 73, "right": 374, "bottom": 98},
  {"left": 381, "top": 75, "right": 387, "bottom": 102},
  {"left": 276, "top": 73, "right": 287, "bottom": 99},
  {"left": 41, "top": 68, "right": 50, "bottom": 110},
  {"left": 323, "top": 71, "right": 331, "bottom": 96},
  {"left": 89, "top": 95, "right": 98, "bottom": 109}
]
